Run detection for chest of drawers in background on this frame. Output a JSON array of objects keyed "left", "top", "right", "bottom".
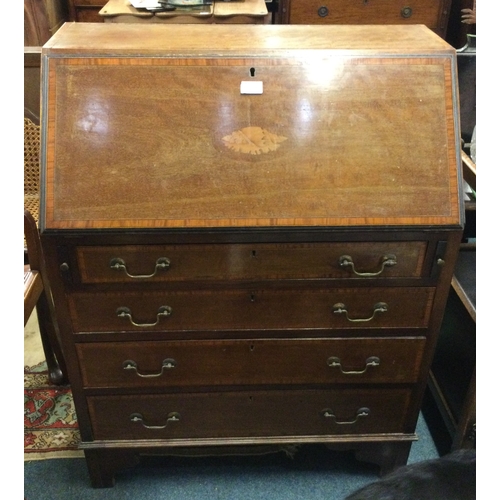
[
  {"left": 40, "top": 23, "right": 464, "bottom": 487},
  {"left": 67, "top": 0, "right": 106, "bottom": 22},
  {"left": 276, "top": 0, "right": 452, "bottom": 38}
]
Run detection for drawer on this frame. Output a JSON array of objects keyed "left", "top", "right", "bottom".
[
  {"left": 71, "top": 0, "right": 106, "bottom": 5},
  {"left": 68, "top": 287, "right": 435, "bottom": 333},
  {"left": 77, "top": 337, "right": 426, "bottom": 388},
  {"left": 69, "top": 0, "right": 106, "bottom": 22},
  {"left": 88, "top": 388, "right": 412, "bottom": 440},
  {"left": 289, "top": 0, "right": 446, "bottom": 29},
  {"left": 74, "top": 10, "right": 105, "bottom": 23},
  {"left": 75, "top": 242, "right": 427, "bottom": 283}
]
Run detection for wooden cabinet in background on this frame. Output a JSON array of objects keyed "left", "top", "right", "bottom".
[
  {"left": 276, "top": 0, "right": 452, "bottom": 38},
  {"left": 24, "top": 48, "right": 42, "bottom": 121},
  {"left": 24, "top": 0, "right": 68, "bottom": 45},
  {"left": 67, "top": 0, "right": 106, "bottom": 22}
]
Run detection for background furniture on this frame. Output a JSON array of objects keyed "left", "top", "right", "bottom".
[
  {"left": 67, "top": 0, "right": 106, "bottom": 22},
  {"left": 24, "top": 48, "right": 42, "bottom": 250},
  {"left": 24, "top": 0, "right": 68, "bottom": 45},
  {"left": 24, "top": 210, "right": 67, "bottom": 385},
  {"left": 64, "top": 0, "right": 473, "bottom": 47},
  {"left": 423, "top": 151, "right": 476, "bottom": 454},
  {"left": 24, "top": 48, "right": 42, "bottom": 125},
  {"left": 24, "top": 110, "right": 41, "bottom": 227},
  {"left": 275, "top": 0, "right": 452, "bottom": 38},
  {"left": 99, "top": 0, "right": 270, "bottom": 24},
  {"left": 425, "top": 248, "right": 476, "bottom": 453},
  {"left": 39, "top": 23, "right": 463, "bottom": 487}
]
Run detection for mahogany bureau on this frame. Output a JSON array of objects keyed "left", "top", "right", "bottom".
[{"left": 39, "top": 23, "right": 464, "bottom": 487}]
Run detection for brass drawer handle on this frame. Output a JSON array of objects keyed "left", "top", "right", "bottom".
[
  {"left": 327, "top": 356, "right": 380, "bottom": 374},
  {"left": 130, "top": 412, "right": 180, "bottom": 429},
  {"left": 321, "top": 407, "right": 370, "bottom": 425},
  {"left": 116, "top": 305, "right": 172, "bottom": 327},
  {"left": 123, "top": 358, "right": 177, "bottom": 377},
  {"left": 333, "top": 302, "right": 388, "bottom": 322},
  {"left": 109, "top": 257, "right": 171, "bottom": 279},
  {"left": 339, "top": 254, "right": 397, "bottom": 276}
]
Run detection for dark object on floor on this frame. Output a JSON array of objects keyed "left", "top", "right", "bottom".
[{"left": 344, "top": 449, "right": 476, "bottom": 500}]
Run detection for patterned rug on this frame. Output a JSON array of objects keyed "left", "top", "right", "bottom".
[{"left": 24, "top": 360, "right": 83, "bottom": 460}]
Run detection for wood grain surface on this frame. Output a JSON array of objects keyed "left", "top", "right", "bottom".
[{"left": 41, "top": 24, "right": 461, "bottom": 229}]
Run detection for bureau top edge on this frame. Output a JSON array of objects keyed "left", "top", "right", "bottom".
[{"left": 42, "top": 23, "right": 456, "bottom": 56}]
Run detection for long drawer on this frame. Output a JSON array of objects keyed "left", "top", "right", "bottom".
[
  {"left": 88, "top": 388, "right": 412, "bottom": 440},
  {"left": 288, "top": 0, "right": 447, "bottom": 29},
  {"left": 76, "top": 337, "right": 426, "bottom": 388},
  {"left": 68, "top": 287, "right": 435, "bottom": 333},
  {"left": 75, "top": 242, "right": 427, "bottom": 283}
]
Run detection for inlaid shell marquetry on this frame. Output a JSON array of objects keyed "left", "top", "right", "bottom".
[{"left": 222, "top": 126, "right": 288, "bottom": 155}]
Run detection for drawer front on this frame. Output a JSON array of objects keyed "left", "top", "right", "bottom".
[
  {"left": 289, "top": 0, "right": 445, "bottom": 28},
  {"left": 77, "top": 337, "right": 426, "bottom": 388},
  {"left": 68, "top": 287, "right": 435, "bottom": 333},
  {"left": 75, "top": 10, "right": 104, "bottom": 23},
  {"left": 88, "top": 388, "right": 412, "bottom": 440},
  {"left": 75, "top": 242, "right": 427, "bottom": 283},
  {"left": 72, "top": 0, "right": 106, "bottom": 5}
]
